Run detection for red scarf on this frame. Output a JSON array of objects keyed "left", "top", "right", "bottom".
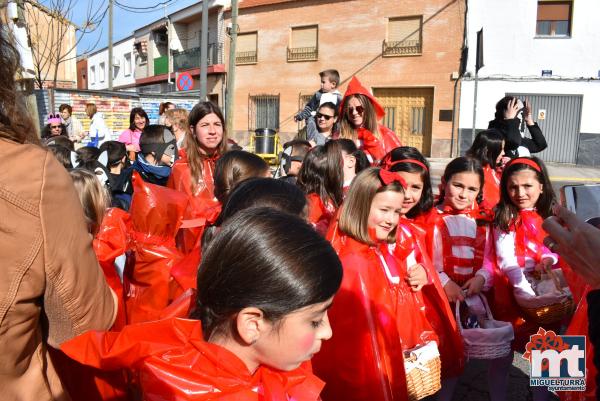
[{"left": 514, "top": 209, "right": 547, "bottom": 268}]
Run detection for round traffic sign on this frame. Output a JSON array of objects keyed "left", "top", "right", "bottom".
[{"left": 177, "top": 72, "right": 194, "bottom": 91}]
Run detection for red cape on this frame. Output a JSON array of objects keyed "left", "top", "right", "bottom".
[
  {"left": 125, "top": 173, "right": 188, "bottom": 324},
  {"left": 167, "top": 149, "right": 221, "bottom": 253},
  {"left": 60, "top": 318, "right": 325, "bottom": 401},
  {"left": 481, "top": 165, "right": 501, "bottom": 210},
  {"left": 396, "top": 219, "right": 465, "bottom": 379},
  {"left": 313, "top": 233, "right": 408, "bottom": 401},
  {"left": 306, "top": 193, "right": 336, "bottom": 236}
]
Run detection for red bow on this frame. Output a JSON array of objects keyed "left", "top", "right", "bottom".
[{"left": 379, "top": 169, "right": 407, "bottom": 188}]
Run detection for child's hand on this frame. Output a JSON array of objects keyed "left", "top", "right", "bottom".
[
  {"left": 444, "top": 280, "right": 464, "bottom": 303},
  {"left": 407, "top": 264, "right": 428, "bottom": 292},
  {"left": 461, "top": 275, "right": 485, "bottom": 296}
]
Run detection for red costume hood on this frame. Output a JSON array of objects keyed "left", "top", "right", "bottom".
[{"left": 340, "top": 76, "right": 386, "bottom": 119}]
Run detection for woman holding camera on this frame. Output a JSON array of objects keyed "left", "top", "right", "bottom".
[{"left": 488, "top": 96, "right": 547, "bottom": 159}]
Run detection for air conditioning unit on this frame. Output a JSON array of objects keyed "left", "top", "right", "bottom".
[
  {"left": 112, "top": 56, "right": 120, "bottom": 67},
  {"left": 155, "top": 33, "right": 168, "bottom": 45}
]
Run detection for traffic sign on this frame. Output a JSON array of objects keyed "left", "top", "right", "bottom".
[{"left": 177, "top": 72, "right": 194, "bottom": 91}]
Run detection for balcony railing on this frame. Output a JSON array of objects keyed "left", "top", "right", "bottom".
[
  {"left": 172, "top": 43, "right": 223, "bottom": 72},
  {"left": 236, "top": 51, "right": 258, "bottom": 65},
  {"left": 154, "top": 55, "right": 168, "bottom": 75},
  {"left": 287, "top": 46, "right": 318, "bottom": 62},
  {"left": 382, "top": 39, "right": 422, "bottom": 56}
]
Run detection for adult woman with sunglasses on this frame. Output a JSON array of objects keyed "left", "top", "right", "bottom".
[
  {"left": 311, "top": 102, "right": 339, "bottom": 146},
  {"left": 339, "top": 76, "right": 401, "bottom": 163}
]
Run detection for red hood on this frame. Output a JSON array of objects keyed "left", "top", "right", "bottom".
[{"left": 340, "top": 76, "right": 385, "bottom": 119}]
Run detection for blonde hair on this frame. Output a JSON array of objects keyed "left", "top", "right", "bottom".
[
  {"left": 69, "top": 169, "right": 110, "bottom": 235},
  {"left": 85, "top": 103, "right": 97, "bottom": 118},
  {"left": 165, "top": 108, "right": 189, "bottom": 132},
  {"left": 338, "top": 167, "right": 404, "bottom": 245},
  {"left": 339, "top": 94, "right": 379, "bottom": 141}
]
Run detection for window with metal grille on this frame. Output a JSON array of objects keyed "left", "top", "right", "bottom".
[
  {"left": 236, "top": 32, "right": 258, "bottom": 64},
  {"left": 288, "top": 25, "right": 318, "bottom": 62},
  {"left": 536, "top": 1, "right": 572, "bottom": 37},
  {"left": 249, "top": 94, "right": 280, "bottom": 131},
  {"left": 384, "top": 16, "right": 422, "bottom": 56},
  {"left": 410, "top": 107, "right": 425, "bottom": 135},
  {"left": 383, "top": 107, "right": 396, "bottom": 132}
]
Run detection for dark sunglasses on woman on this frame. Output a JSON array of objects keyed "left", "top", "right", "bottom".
[
  {"left": 316, "top": 113, "right": 334, "bottom": 120},
  {"left": 347, "top": 105, "right": 364, "bottom": 116}
]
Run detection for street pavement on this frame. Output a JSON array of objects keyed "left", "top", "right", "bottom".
[{"left": 425, "top": 158, "right": 598, "bottom": 400}]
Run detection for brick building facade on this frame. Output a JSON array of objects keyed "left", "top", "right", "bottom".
[{"left": 224, "top": 0, "right": 465, "bottom": 156}]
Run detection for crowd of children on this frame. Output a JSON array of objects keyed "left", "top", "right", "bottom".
[{"left": 12, "top": 62, "right": 589, "bottom": 401}]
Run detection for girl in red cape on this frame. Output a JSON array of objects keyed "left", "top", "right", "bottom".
[
  {"left": 492, "top": 157, "right": 570, "bottom": 401},
  {"left": 466, "top": 129, "right": 506, "bottom": 209},
  {"left": 297, "top": 141, "right": 345, "bottom": 235},
  {"left": 61, "top": 208, "right": 343, "bottom": 401},
  {"left": 167, "top": 101, "right": 227, "bottom": 253},
  {"left": 338, "top": 76, "right": 402, "bottom": 163},
  {"left": 380, "top": 147, "right": 465, "bottom": 383},
  {"left": 314, "top": 167, "right": 434, "bottom": 401},
  {"left": 421, "top": 157, "right": 513, "bottom": 401}
]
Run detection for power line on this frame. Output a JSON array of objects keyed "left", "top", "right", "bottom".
[{"left": 114, "top": 0, "right": 173, "bottom": 11}]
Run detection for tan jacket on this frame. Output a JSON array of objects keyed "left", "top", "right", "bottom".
[{"left": 0, "top": 139, "right": 116, "bottom": 401}]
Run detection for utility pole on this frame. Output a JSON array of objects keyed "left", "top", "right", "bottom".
[
  {"left": 108, "top": 0, "right": 113, "bottom": 90},
  {"left": 225, "top": 0, "right": 238, "bottom": 136},
  {"left": 199, "top": 0, "right": 209, "bottom": 100},
  {"left": 166, "top": 4, "right": 172, "bottom": 88}
]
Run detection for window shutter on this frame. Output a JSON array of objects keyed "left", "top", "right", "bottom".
[
  {"left": 388, "top": 17, "right": 421, "bottom": 43},
  {"left": 291, "top": 26, "right": 317, "bottom": 48},
  {"left": 537, "top": 2, "right": 571, "bottom": 21},
  {"left": 237, "top": 32, "right": 257, "bottom": 53}
]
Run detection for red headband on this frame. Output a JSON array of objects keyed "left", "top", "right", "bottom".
[
  {"left": 384, "top": 158, "right": 429, "bottom": 172},
  {"left": 508, "top": 158, "right": 541, "bottom": 173},
  {"left": 379, "top": 169, "right": 407, "bottom": 189}
]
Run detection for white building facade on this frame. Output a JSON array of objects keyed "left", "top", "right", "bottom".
[
  {"left": 458, "top": 0, "right": 600, "bottom": 165},
  {"left": 87, "top": 36, "right": 136, "bottom": 90}
]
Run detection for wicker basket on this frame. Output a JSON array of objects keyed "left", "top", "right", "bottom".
[
  {"left": 404, "top": 341, "right": 441, "bottom": 401},
  {"left": 520, "top": 267, "right": 575, "bottom": 325},
  {"left": 456, "top": 294, "right": 514, "bottom": 360}
]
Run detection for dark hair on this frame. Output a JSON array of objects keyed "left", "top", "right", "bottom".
[
  {"left": 59, "top": 104, "right": 72, "bottom": 114},
  {"left": 494, "top": 156, "right": 556, "bottom": 231},
  {"left": 202, "top": 177, "right": 308, "bottom": 250},
  {"left": 41, "top": 123, "right": 68, "bottom": 139},
  {"left": 283, "top": 139, "right": 312, "bottom": 158},
  {"left": 139, "top": 124, "right": 167, "bottom": 156},
  {"left": 184, "top": 101, "right": 229, "bottom": 193},
  {"left": 213, "top": 150, "right": 269, "bottom": 204},
  {"left": 99, "top": 140, "right": 127, "bottom": 167},
  {"left": 318, "top": 102, "right": 339, "bottom": 117},
  {"left": 466, "top": 129, "right": 505, "bottom": 169},
  {"left": 128, "top": 107, "right": 150, "bottom": 132},
  {"left": 47, "top": 145, "right": 73, "bottom": 169},
  {"left": 75, "top": 146, "right": 101, "bottom": 164},
  {"left": 438, "top": 156, "right": 484, "bottom": 206},
  {"left": 193, "top": 207, "right": 343, "bottom": 340},
  {"left": 297, "top": 140, "right": 344, "bottom": 208},
  {"left": 319, "top": 69, "right": 340, "bottom": 86},
  {"left": 0, "top": 23, "right": 38, "bottom": 144},
  {"left": 336, "top": 138, "right": 369, "bottom": 174},
  {"left": 382, "top": 146, "right": 434, "bottom": 217},
  {"left": 43, "top": 135, "right": 74, "bottom": 151},
  {"left": 159, "top": 102, "right": 174, "bottom": 115},
  {"left": 494, "top": 96, "right": 517, "bottom": 120}
]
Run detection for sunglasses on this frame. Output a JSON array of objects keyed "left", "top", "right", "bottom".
[
  {"left": 316, "top": 113, "right": 334, "bottom": 120},
  {"left": 347, "top": 105, "right": 364, "bottom": 115},
  {"left": 50, "top": 125, "right": 61, "bottom": 129}
]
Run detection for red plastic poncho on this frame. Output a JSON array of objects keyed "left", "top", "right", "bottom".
[
  {"left": 395, "top": 218, "right": 465, "bottom": 379},
  {"left": 168, "top": 149, "right": 221, "bottom": 253},
  {"left": 306, "top": 193, "right": 336, "bottom": 236},
  {"left": 340, "top": 76, "right": 402, "bottom": 162},
  {"left": 125, "top": 172, "right": 188, "bottom": 324},
  {"left": 480, "top": 165, "right": 501, "bottom": 209},
  {"left": 60, "top": 318, "right": 325, "bottom": 401},
  {"left": 313, "top": 232, "right": 408, "bottom": 401}
]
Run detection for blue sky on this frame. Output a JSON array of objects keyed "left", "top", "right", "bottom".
[{"left": 64, "top": 0, "right": 199, "bottom": 55}]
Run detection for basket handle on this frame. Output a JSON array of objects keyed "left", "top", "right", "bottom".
[
  {"left": 455, "top": 299, "right": 465, "bottom": 335},
  {"left": 454, "top": 292, "right": 495, "bottom": 335}
]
